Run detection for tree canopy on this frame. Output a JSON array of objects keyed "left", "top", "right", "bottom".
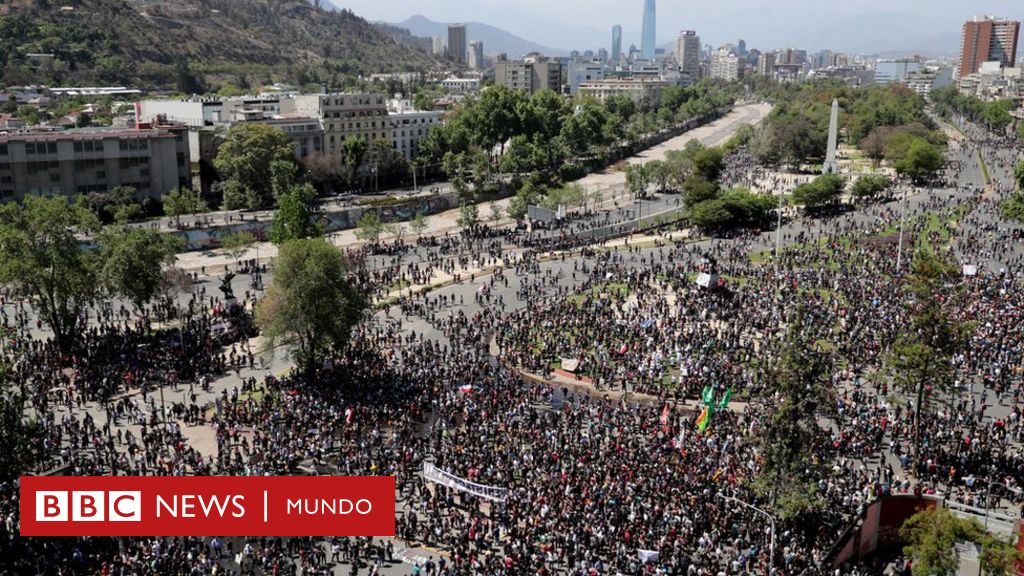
[
  {"left": 256, "top": 239, "right": 368, "bottom": 377},
  {"left": 214, "top": 123, "right": 295, "bottom": 210}
]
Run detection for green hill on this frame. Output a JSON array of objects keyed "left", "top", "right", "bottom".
[{"left": 0, "top": 0, "right": 439, "bottom": 90}]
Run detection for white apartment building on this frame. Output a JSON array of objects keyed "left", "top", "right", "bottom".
[
  {"left": 577, "top": 78, "right": 668, "bottom": 107},
  {"left": 293, "top": 93, "right": 389, "bottom": 153},
  {"left": 386, "top": 99, "right": 443, "bottom": 161},
  {"left": 710, "top": 49, "right": 743, "bottom": 81}
]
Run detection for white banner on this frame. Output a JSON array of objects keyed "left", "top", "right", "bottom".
[{"left": 422, "top": 462, "right": 509, "bottom": 502}]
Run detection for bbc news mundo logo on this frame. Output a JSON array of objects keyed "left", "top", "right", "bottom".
[{"left": 20, "top": 476, "right": 394, "bottom": 536}]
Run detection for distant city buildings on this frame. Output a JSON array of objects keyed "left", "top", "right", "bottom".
[
  {"left": 567, "top": 61, "right": 606, "bottom": 94},
  {"left": 493, "top": 53, "right": 562, "bottom": 95},
  {"left": 710, "top": 48, "right": 743, "bottom": 81},
  {"left": 874, "top": 58, "right": 922, "bottom": 85},
  {"left": 447, "top": 24, "right": 467, "bottom": 65},
  {"left": 640, "top": 0, "right": 656, "bottom": 60},
  {"left": 432, "top": 35, "right": 445, "bottom": 57},
  {"left": 469, "top": 41, "right": 484, "bottom": 70},
  {"left": 612, "top": 25, "right": 623, "bottom": 63},
  {"left": 957, "top": 15, "right": 1020, "bottom": 79},
  {"left": 675, "top": 31, "right": 701, "bottom": 83}
]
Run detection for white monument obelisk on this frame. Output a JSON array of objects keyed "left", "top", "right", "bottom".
[{"left": 822, "top": 98, "right": 839, "bottom": 174}]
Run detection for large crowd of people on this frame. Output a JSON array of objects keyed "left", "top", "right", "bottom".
[{"left": 0, "top": 117, "right": 1022, "bottom": 576}]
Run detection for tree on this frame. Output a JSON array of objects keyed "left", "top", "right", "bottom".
[
  {"left": 98, "top": 227, "right": 182, "bottom": 312},
  {"left": 354, "top": 211, "right": 383, "bottom": 244},
  {"left": 256, "top": 239, "right": 368, "bottom": 377},
  {"left": 0, "top": 197, "right": 100, "bottom": 353},
  {"left": 221, "top": 231, "right": 256, "bottom": 263},
  {"left": 692, "top": 146, "right": 725, "bottom": 182},
  {"left": 214, "top": 124, "right": 294, "bottom": 210},
  {"left": 887, "top": 249, "right": 970, "bottom": 470},
  {"left": 893, "top": 138, "right": 945, "bottom": 183},
  {"left": 850, "top": 174, "right": 892, "bottom": 203},
  {"left": 409, "top": 213, "right": 429, "bottom": 237},
  {"left": 683, "top": 177, "right": 720, "bottom": 208},
  {"left": 625, "top": 164, "right": 650, "bottom": 199},
  {"left": 270, "top": 183, "right": 323, "bottom": 245},
  {"left": 645, "top": 160, "right": 671, "bottom": 192},
  {"left": 755, "top": 307, "right": 834, "bottom": 520},
  {"left": 1015, "top": 162, "right": 1024, "bottom": 191},
  {"left": 901, "top": 507, "right": 1024, "bottom": 576},
  {"left": 488, "top": 202, "right": 503, "bottom": 223},
  {"left": 270, "top": 160, "right": 300, "bottom": 202},
  {"left": 162, "top": 187, "right": 208, "bottom": 228},
  {"left": 457, "top": 202, "right": 479, "bottom": 230},
  {"left": 791, "top": 174, "right": 846, "bottom": 210},
  {"left": 340, "top": 135, "right": 369, "bottom": 191}
]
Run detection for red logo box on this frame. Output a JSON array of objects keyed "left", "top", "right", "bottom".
[{"left": 20, "top": 476, "right": 395, "bottom": 536}]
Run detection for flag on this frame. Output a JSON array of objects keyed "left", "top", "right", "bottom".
[
  {"left": 459, "top": 384, "right": 473, "bottom": 394},
  {"left": 619, "top": 344, "right": 629, "bottom": 355},
  {"left": 695, "top": 405, "right": 712, "bottom": 431},
  {"left": 716, "top": 388, "right": 732, "bottom": 411},
  {"left": 701, "top": 385, "right": 714, "bottom": 406},
  {"left": 638, "top": 550, "right": 659, "bottom": 563}
]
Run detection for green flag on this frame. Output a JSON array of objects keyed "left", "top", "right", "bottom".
[
  {"left": 716, "top": 388, "right": 732, "bottom": 411},
  {"left": 701, "top": 385, "right": 714, "bottom": 406}
]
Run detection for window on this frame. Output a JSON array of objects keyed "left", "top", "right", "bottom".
[
  {"left": 74, "top": 141, "right": 83, "bottom": 152},
  {"left": 0, "top": 143, "right": 6, "bottom": 155},
  {"left": 25, "top": 142, "right": 36, "bottom": 155},
  {"left": 84, "top": 140, "right": 94, "bottom": 152},
  {"left": 140, "top": 169, "right": 149, "bottom": 177},
  {"left": 96, "top": 171, "right": 105, "bottom": 179},
  {"left": 50, "top": 173, "right": 60, "bottom": 182},
  {"left": 119, "top": 140, "right": 128, "bottom": 151},
  {"left": 47, "top": 142, "right": 56, "bottom": 154}
]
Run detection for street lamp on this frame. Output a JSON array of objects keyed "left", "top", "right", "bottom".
[{"left": 717, "top": 492, "right": 776, "bottom": 572}]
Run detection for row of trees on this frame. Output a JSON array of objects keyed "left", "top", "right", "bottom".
[
  {"left": 931, "top": 85, "right": 1021, "bottom": 139},
  {"left": 748, "top": 81, "right": 935, "bottom": 169},
  {"left": 1001, "top": 163, "right": 1024, "bottom": 224},
  {"left": 0, "top": 197, "right": 181, "bottom": 354}
]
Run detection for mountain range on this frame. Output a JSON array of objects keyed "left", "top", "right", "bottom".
[{"left": 389, "top": 15, "right": 569, "bottom": 58}]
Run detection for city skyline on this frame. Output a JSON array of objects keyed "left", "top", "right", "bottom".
[{"left": 363, "top": 1, "right": 1024, "bottom": 56}]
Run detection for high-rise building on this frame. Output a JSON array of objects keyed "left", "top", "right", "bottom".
[
  {"left": 432, "top": 35, "right": 445, "bottom": 57},
  {"left": 957, "top": 16, "right": 1020, "bottom": 79},
  {"left": 612, "top": 25, "right": 623, "bottom": 62},
  {"left": 710, "top": 48, "right": 743, "bottom": 81},
  {"left": 448, "top": 23, "right": 467, "bottom": 65},
  {"left": 494, "top": 53, "right": 562, "bottom": 95},
  {"left": 874, "top": 58, "right": 921, "bottom": 85},
  {"left": 737, "top": 39, "right": 747, "bottom": 57},
  {"left": 469, "top": 41, "right": 484, "bottom": 70},
  {"left": 641, "top": 0, "right": 656, "bottom": 60},
  {"left": 675, "top": 30, "right": 701, "bottom": 81}
]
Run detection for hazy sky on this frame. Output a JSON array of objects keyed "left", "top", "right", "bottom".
[{"left": 342, "top": 0, "right": 1024, "bottom": 55}]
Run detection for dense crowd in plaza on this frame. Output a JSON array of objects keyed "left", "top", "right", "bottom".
[{"left": 0, "top": 119, "right": 1022, "bottom": 576}]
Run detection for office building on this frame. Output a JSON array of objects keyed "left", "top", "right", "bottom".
[
  {"left": 905, "top": 69, "right": 954, "bottom": 98},
  {"left": 448, "top": 24, "right": 467, "bottom": 65},
  {"left": 469, "top": 41, "right": 485, "bottom": 70},
  {"left": 641, "top": 0, "right": 656, "bottom": 60},
  {"left": 757, "top": 52, "right": 776, "bottom": 76},
  {"left": 958, "top": 16, "right": 1020, "bottom": 79},
  {"left": 293, "top": 93, "right": 388, "bottom": 153},
  {"left": 0, "top": 125, "right": 190, "bottom": 201},
  {"left": 568, "top": 61, "right": 607, "bottom": 94},
  {"left": 874, "top": 58, "right": 921, "bottom": 84},
  {"left": 577, "top": 78, "right": 667, "bottom": 108},
  {"left": 612, "top": 25, "right": 623, "bottom": 62},
  {"left": 432, "top": 35, "right": 445, "bottom": 57},
  {"left": 675, "top": 31, "right": 701, "bottom": 81},
  {"left": 386, "top": 99, "right": 443, "bottom": 161},
  {"left": 710, "top": 49, "right": 743, "bottom": 81},
  {"left": 494, "top": 54, "right": 562, "bottom": 94}
]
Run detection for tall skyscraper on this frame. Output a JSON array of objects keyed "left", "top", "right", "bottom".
[
  {"left": 448, "top": 23, "right": 467, "bottom": 65},
  {"left": 641, "top": 0, "right": 656, "bottom": 60},
  {"left": 612, "top": 25, "right": 623, "bottom": 62},
  {"left": 957, "top": 15, "right": 1020, "bottom": 79},
  {"left": 469, "top": 41, "right": 484, "bottom": 70},
  {"left": 432, "top": 35, "right": 445, "bottom": 57},
  {"left": 675, "top": 30, "right": 701, "bottom": 81}
]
